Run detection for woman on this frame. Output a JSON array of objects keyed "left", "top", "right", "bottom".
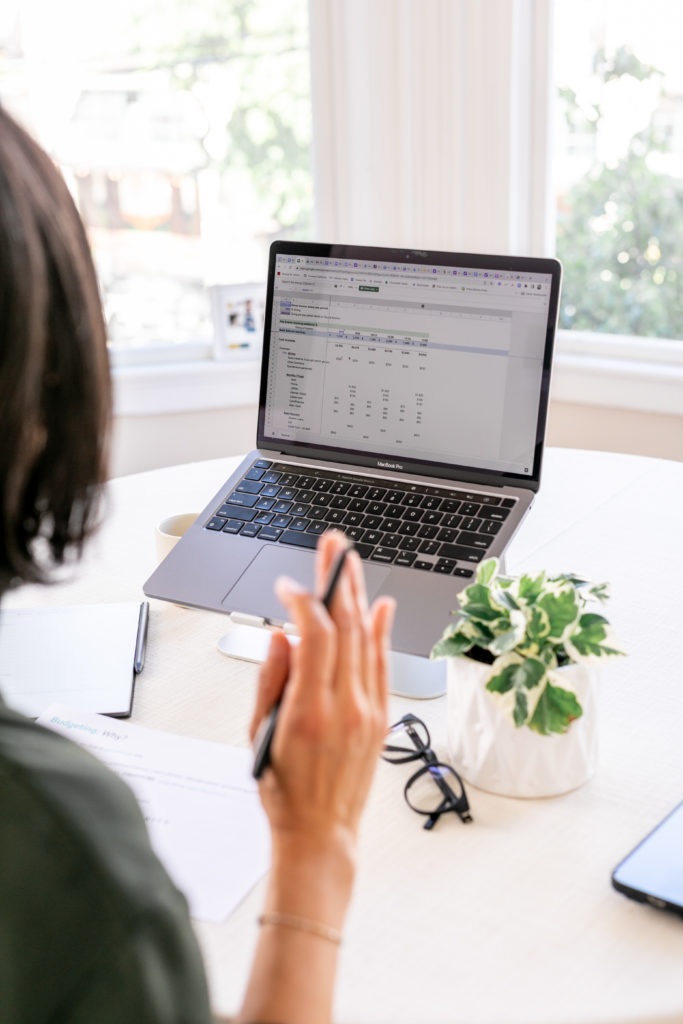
[{"left": 0, "top": 105, "right": 395, "bottom": 1024}]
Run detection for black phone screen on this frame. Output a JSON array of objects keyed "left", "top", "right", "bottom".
[{"left": 612, "top": 800, "right": 683, "bottom": 915}]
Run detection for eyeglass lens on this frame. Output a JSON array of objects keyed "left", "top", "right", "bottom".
[{"left": 405, "top": 763, "right": 467, "bottom": 815}]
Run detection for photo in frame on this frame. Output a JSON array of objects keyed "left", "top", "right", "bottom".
[{"left": 209, "top": 282, "right": 266, "bottom": 360}]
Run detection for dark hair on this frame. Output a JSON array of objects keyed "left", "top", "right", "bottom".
[{"left": 0, "top": 107, "right": 111, "bottom": 594}]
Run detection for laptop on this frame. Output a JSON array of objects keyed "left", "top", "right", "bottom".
[{"left": 144, "top": 241, "right": 561, "bottom": 658}]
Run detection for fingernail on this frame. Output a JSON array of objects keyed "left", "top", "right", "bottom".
[{"left": 275, "top": 575, "right": 306, "bottom": 599}]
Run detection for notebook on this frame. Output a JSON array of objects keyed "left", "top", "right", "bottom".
[
  {"left": 144, "top": 241, "right": 561, "bottom": 657},
  {"left": 0, "top": 602, "right": 148, "bottom": 718}
]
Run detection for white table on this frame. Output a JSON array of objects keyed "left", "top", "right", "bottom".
[{"left": 7, "top": 448, "right": 683, "bottom": 1024}]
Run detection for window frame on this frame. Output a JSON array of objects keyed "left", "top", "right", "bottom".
[{"left": 113, "top": 0, "right": 683, "bottom": 419}]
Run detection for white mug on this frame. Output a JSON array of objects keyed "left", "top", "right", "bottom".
[{"left": 155, "top": 513, "right": 199, "bottom": 563}]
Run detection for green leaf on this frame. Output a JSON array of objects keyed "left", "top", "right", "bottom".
[
  {"left": 476, "top": 558, "right": 498, "bottom": 586},
  {"left": 574, "top": 612, "right": 608, "bottom": 639},
  {"left": 528, "top": 683, "right": 583, "bottom": 736},
  {"left": 486, "top": 670, "right": 514, "bottom": 695},
  {"left": 489, "top": 610, "right": 527, "bottom": 656},
  {"left": 538, "top": 587, "right": 580, "bottom": 639},
  {"left": 527, "top": 605, "right": 551, "bottom": 642},
  {"left": 483, "top": 655, "right": 548, "bottom": 729},
  {"left": 487, "top": 656, "right": 546, "bottom": 693},
  {"left": 491, "top": 586, "right": 521, "bottom": 612},
  {"left": 517, "top": 640, "right": 540, "bottom": 658},
  {"left": 565, "top": 613, "right": 624, "bottom": 661},
  {"left": 463, "top": 613, "right": 498, "bottom": 637},
  {"left": 460, "top": 603, "right": 505, "bottom": 623},
  {"left": 486, "top": 656, "right": 547, "bottom": 728},
  {"left": 460, "top": 583, "right": 507, "bottom": 621},
  {"left": 587, "top": 582, "right": 610, "bottom": 604},
  {"left": 518, "top": 571, "right": 546, "bottom": 603},
  {"left": 551, "top": 575, "right": 610, "bottom": 605},
  {"left": 552, "top": 572, "right": 588, "bottom": 589},
  {"left": 514, "top": 690, "right": 529, "bottom": 728},
  {"left": 430, "top": 631, "right": 473, "bottom": 660},
  {"left": 460, "top": 583, "right": 485, "bottom": 605},
  {"left": 489, "top": 629, "right": 520, "bottom": 656},
  {"left": 538, "top": 645, "right": 559, "bottom": 670}
]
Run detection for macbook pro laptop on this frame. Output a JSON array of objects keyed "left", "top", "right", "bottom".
[{"left": 144, "top": 241, "right": 562, "bottom": 657}]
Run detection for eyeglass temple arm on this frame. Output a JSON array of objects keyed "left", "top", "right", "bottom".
[
  {"left": 424, "top": 797, "right": 451, "bottom": 830},
  {"left": 382, "top": 742, "right": 423, "bottom": 763},
  {"left": 423, "top": 795, "right": 473, "bottom": 829}
]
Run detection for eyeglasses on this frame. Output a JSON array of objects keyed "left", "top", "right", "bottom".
[{"left": 382, "top": 714, "right": 472, "bottom": 830}]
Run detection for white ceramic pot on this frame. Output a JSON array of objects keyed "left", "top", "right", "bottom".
[{"left": 446, "top": 657, "right": 598, "bottom": 798}]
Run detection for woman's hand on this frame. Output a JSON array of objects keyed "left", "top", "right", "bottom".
[
  {"left": 239, "top": 532, "right": 395, "bottom": 1024},
  {"left": 249, "top": 530, "right": 395, "bottom": 859}
]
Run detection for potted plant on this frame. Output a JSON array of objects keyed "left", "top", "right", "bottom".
[{"left": 431, "top": 557, "right": 624, "bottom": 797}]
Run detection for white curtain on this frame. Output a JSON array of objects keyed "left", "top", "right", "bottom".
[{"left": 308, "top": 0, "right": 553, "bottom": 256}]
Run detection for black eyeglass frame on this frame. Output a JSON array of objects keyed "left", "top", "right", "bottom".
[{"left": 382, "top": 713, "right": 473, "bottom": 830}]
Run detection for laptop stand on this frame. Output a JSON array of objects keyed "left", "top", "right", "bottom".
[{"left": 217, "top": 621, "right": 446, "bottom": 699}]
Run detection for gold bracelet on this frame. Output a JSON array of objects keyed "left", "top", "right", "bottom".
[{"left": 258, "top": 912, "right": 342, "bottom": 946}]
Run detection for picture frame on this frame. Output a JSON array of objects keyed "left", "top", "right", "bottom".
[{"left": 209, "top": 282, "right": 266, "bottom": 360}]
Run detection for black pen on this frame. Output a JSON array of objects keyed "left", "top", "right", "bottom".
[
  {"left": 252, "top": 544, "right": 351, "bottom": 780},
  {"left": 134, "top": 601, "right": 150, "bottom": 674}
]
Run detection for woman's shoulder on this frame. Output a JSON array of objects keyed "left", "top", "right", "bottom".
[{"left": 0, "top": 701, "right": 213, "bottom": 1022}]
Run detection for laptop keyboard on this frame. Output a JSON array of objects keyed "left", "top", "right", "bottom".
[{"left": 204, "top": 459, "right": 516, "bottom": 578}]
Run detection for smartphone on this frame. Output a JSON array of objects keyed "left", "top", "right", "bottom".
[{"left": 612, "top": 800, "right": 683, "bottom": 917}]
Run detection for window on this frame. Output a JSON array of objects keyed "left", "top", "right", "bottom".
[
  {"left": 0, "top": 0, "right": 313, "bottom": 361},
  {"left": 554, "top": 0, "right": 683, "bottom": 343},
  {"left": 4, "top": 0, "right": 681, "bottom": 424}
]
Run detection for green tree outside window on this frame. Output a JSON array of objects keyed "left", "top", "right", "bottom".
[{"left": 557, "top": 45, "right": 683, "bottom": 341}]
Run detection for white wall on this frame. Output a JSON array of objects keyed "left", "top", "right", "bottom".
[
  {"left": 109, "top": 400, "right": 683, "bottom": 479},
  {"left": 110, "top": 405, "right": 257, "bottom": 478},
  {"left": 546, "top": 402, "right": 683, "bottom": 463}
]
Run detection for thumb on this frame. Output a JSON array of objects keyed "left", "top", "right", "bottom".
[{"left": 249, "top": 631, "right": 290, "bottom": 743}]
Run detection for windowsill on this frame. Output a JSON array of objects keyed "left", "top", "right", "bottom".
[
  {"left": 551, "top": 331, "right": 683, "bottom": 415},
  {"left": 111, "top": 332, "right": 683, "bottom": 418},
  {"left": 112, "top": 358, "right": 261, "bottom": 417}
]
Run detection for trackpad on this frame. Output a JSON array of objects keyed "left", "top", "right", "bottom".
[{"left": 222, "top": 544, "right": 391, "bottom": 622}]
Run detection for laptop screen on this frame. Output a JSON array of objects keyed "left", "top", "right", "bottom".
[{"left": 258, "top": 243, "right": 561, "bottom": 486}]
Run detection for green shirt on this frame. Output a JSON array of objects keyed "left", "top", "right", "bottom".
[{"left": 0, "top": 696, "right": 214, "bottom": 1023}]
